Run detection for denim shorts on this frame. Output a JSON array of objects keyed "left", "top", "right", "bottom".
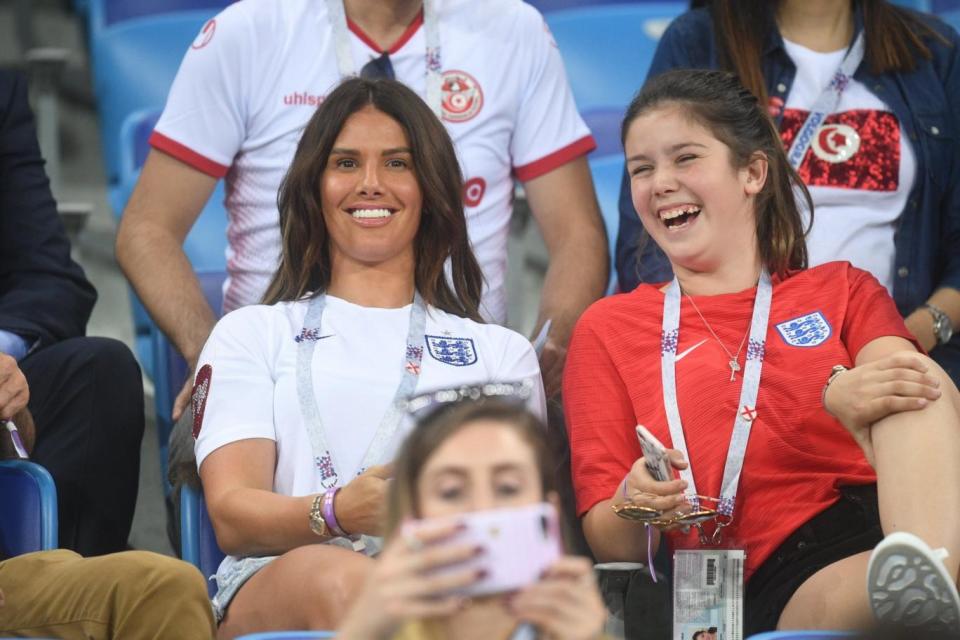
[
  {"left": 744, "top": 484, "right": 883, "bottom": 634},
  {"left": 210, "top": 555, "right": 277, "bottom": 623}
]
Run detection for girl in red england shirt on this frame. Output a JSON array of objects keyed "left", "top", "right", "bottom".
[{"left": 564, "top": 69, "right": 960, "bottom": 634}]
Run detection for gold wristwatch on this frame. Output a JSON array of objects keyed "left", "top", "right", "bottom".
[{"left": 308, "top": 494, "right": 329, "bottom": 537}]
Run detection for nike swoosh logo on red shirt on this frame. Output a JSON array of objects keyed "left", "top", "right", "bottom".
[{"left": 675, "top": 339, "right": 707, "bottom": 362}]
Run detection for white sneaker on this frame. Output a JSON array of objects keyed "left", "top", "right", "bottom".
[{"left": 867, "top": 531, "right": 960, "bottom": 632}]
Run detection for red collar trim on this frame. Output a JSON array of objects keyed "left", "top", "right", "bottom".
[{"left": 347, "top": 9, "right": 424, "bottom": 55}]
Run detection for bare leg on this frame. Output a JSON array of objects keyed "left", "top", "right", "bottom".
[
  {"left": 871, "top": 355, "right": 960, "bottom": 577},
  {"left": 778, "top": 551, "right": 873, "bottom": 629},
  {"left": 217, "top": 544, "right": 374, "bottom": 639},
  {"left": 779, "top": 353, "right": 960, "bottom": 629}
]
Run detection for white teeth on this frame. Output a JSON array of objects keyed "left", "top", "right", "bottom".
[
  {"left": 659, "top": 205, "right": 701, "bottom": 220},
  {"left": 351, "top": 208, "right": 392, "bottom": 219}
]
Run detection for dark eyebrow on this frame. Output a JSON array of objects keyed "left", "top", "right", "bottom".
[
  {"left": 428, "top": 462, "right": 526, "bottom": 477},
  {"left": 626, "top": 142, "right": 707, "bottom": 163},
  {"left": 328, "top": 147, "right": 412, "bottom": 156}
]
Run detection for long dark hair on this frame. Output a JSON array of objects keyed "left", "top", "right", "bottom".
[
  {"left": 263, "top": 77, "right": 484, "bottom": 321},
  {"left": 622, "top": 69, "right": 812, "bottom": 278},
  {"left": 705, "top": 0, "right": 949, "bottom": 106}
]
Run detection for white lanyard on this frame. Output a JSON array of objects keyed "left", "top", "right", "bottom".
[
  {"left": 661, "top": 272, "right": 773, "bottom": 523},
  {"left": 296, "top": 291, "right": 427, "bottom": 488},
  {"left": 786, "top": 31, "right": 865, "bottom": 168},
  {"left": 326, "top": 0, "right": 443, "bottom": 118}
]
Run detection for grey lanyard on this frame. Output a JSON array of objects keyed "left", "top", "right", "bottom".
[
  {"left": 786, "top": 31, "right": 865, "bottom": 168},
  {"left": 296, "top": 291, "right": 427, "bottom": 488},
  {"left": 661, "top": 271, "right": 773, "bottom": 532},
  {"left": 326, "top": 0, "right": 443, "bottom": 118}
]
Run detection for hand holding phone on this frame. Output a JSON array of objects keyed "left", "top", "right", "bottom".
[
  {"left": 636, "top": 424, "right": 674, "bottom": 482},
  {"left": 403, "top": 502, "right": 562, "bottom": 597}
]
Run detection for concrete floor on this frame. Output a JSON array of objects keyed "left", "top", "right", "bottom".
[{"left": 1, "top": 0, "right": 550, "bottom": 557}]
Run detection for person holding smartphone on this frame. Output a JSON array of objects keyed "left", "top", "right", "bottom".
[
  {"left": 193, "top": 78, "right": 546, "bottom": 637},
  {"left": 338, "top": 395, "right": 606, "bottom": 640},
  {"left": 564, "top": 69, "right": 960, "bottom": 634}
]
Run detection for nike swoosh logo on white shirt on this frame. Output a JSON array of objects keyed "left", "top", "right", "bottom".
[{"left": 675, "top": 339, "right": 707, "bottom": 362}]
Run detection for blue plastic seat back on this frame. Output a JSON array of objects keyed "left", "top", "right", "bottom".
[
  {"left": 181, "top": 483, "right": 227, "bottom": 598},
  {"left": 583, "top": 107, "right": 624, "bottom": 157},
  {"left": 933, "top": 0, "right": 960, "bottom": 13},
  {"left": 588, "top": 154, "right": 625, "bottom": 294},
  {"left": 89, "top": 10, "right": 216, "bottom": 185},
  {"left": 113, "top": 107, "right": 230, "bottom": 271},
  {"left": 890, "top": 0, "right": 933, "bottom": 9},
  {"left": 0, "top": 460, "right": 58, "bottom": 557},
  {"left": 937, "top": 7, "right": 960, "bottom": 29},
  {"left": 154, "top": 271, "right": 226, "bottom": 496},
  {"left": 545, "top": 3, "right": 685, "bottom": 113},
  {"left": 112, "top": 106, "right": 228, "bottom": 378},
  {"left": 89, "top": 0, "right": 234, "bottom": 29}
]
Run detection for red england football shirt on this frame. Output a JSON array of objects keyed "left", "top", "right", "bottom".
[{"left": 563, "top": 262, "right": 919, "bottom": 580}]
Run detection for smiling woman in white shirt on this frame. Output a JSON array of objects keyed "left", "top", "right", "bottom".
[{"left": 191, "top": 77, "right": 546, "bottom": 638}]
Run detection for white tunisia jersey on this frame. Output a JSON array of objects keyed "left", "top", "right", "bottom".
[
  {"left": 191, "top": 295, "right": 546, "bottom": 568},
  {"left": 152, "top": 0, "right": 595, "bottom": 322},
  {"left": 781, "top": 39, "right": 916, "bottom": 294}
]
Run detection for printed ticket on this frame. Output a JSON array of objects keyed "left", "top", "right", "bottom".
[{"left": 673, "top": 549, "right": 745, "bottom": 640}]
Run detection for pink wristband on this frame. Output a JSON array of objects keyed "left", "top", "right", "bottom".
[{"left": 322, "top": 487, "right": 346, "bottom": 537}]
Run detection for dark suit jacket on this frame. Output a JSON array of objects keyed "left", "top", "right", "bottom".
[{"left": 0, "top": 71, "right": 96, "bottom": 351}]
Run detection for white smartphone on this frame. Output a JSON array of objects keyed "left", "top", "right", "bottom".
[
  {"left": 404, "top": 502, "right": 562, "bottom": 597},
  {"left": 636, "top": 424, "right": 673, "bottom": 482}
]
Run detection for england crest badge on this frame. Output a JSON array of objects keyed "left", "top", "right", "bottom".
[
  {"left": 425, "top": 335, "right": 478, "bottom": 366},
  {"left": 775, "top": 311, "right": 832, "bottom": 347}
]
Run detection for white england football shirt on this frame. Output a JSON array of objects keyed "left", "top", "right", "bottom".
[
  {"left": 191, "top": 296, "right": 546, "bottom": 570},
  {"left": 152, "top": 0, "right": 595, "bottom": 322},
  {"left": 780, "top": 39, "right": 916, "bottom": 294}
]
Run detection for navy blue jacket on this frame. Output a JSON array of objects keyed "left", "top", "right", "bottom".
[
  {"left": 615, "top": 5, "right": 960, "bottom": 377},
  {"left": 0, "top": 71, "right": 95, "bottom": 351}
]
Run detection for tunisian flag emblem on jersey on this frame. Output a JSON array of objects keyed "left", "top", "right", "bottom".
[
  {"left": 779, "top": 108, "right": 900, "bottom": 191},
  {"left": 441, "top": 70, "right": 483, "bottom": 123}
]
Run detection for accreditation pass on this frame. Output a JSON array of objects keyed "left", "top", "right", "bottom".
[{"left": 673, "top": 549, "right": 745, "bottom": 640}]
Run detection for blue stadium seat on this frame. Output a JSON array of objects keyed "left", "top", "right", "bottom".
[
  {"left": 115, "top": 107, "right": 229, "bottom": 271},
  {"left": 114, "top": 108, "right": 228, "bottom": 379},
  {"left": 0, "top": 460, "right": 58, "bottom": 557},
  {"left": 588, "top": 154, "right": 625, "bottom": 294},
  {"left": 937, "top": 8, "right": 960, "bottom": 29},
  {"left": 180, "top": 483, "right": 226, "bottom": 598},
  {"left": 546, "top": 3, "right": 685, "bottom": 113},
  {"left": 89, "top": 0, "right": 233, "bottom": 28},
  {"left": 890, "top": 0, "right": 933, "bottom": 10},
  {"left": 154, "top": 270, "right": 226, "bottom": 495},
  {"left": 236, "top": 633, "right": 336, "bottom": 640},
  {"left": 88, "top": 9, "right": 217, "bottom": 186},
  {"left": 933, "top": 0, "right": 960, "bottom": 13},
  {"left": 583, "top": 107, "right": 624, "bottom": 157}
]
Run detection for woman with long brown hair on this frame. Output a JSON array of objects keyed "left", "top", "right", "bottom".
[
  {"left": 339, "top": 395, "right": 606, "bottom": 640},
  {"left": 190, "top": 77, "right": 545, "bottom": 637},
  {"left": 615, "top": 0, "right": 960, "bottom": 385},
  {"left": 566, "top": 69, "right": 960, "bottom": 634}
]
